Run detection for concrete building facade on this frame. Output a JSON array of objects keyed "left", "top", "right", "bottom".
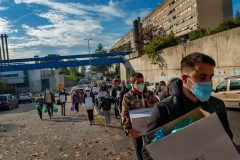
[
  {"left": 111, "top": 0, "right": 233, "bottom": 53},
  {"left": 0, "top": 69, "right": 64, "bottom": 93},
  {"left": 143, "top": 0, "right": 232, "bottom": 37},
  {"left": 120, "top": 27, "right": 240, "bottom": 87}
]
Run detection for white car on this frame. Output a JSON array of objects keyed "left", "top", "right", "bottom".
[
  {"left": 212, "top": 76, "right": 240, "bottom": 109},
  {"left": 19, "top": 93, "right": 35, "bottom": 103}
]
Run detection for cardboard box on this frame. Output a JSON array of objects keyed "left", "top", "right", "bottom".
[
  {"left": 129, "top": 108, "right": 154, "bottom": 136},
  {"left": 145, "top": 108, "right": 239, "bottom": 160}
]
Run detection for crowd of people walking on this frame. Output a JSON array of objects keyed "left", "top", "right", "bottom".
[{"left": 34, "top": 52, "right": 239, "bottom": 159}]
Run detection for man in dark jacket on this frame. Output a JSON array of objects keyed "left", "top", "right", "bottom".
[
  {"left": 146, "top": 52, "right": 234, "bottom": 144},
  {"left": 111, "top": 79, "right": 121, "bottom": 119}
]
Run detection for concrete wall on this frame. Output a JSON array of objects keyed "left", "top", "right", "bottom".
[
  {"left": 121, "top": 27, "right": 240, "bottom": 87},
  {"left": 28, "top": 70, "right": 42, "bottom": 93}
]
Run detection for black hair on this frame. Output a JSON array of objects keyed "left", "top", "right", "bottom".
[
  {"left": 181, "top": 52, "right": 216, "bottom": 72},
  {"left": 112, "top": 79, "right": 119, "bottom": 83},
  {"left": 130, "top": 72, "right": 144, "bottom": 82}
]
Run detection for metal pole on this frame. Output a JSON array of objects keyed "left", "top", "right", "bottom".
[
  {"left": 84, "top": 38, "right": 92, "bottom": 78},
  {"left": 1, "top": 34, "right": 5, "bottom": 60},
  {"left": 1, "top": 34, "right": 5, "bottom": 66},
  {"left": 4, "top": 34, "right": 9, "bottom": 60}
]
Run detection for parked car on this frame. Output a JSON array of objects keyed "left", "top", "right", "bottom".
[
  {"left": 212, "top": 76, "right": 240, "bottom": 109},
  {"left": 0, "top": 94, "right": 19, "bottom": 110},
  {"left": 78, "top": 78, "right": 91, "bottom": 85},
  {"left": 19, "top": 92, "right": 35, "bottom": 103}
]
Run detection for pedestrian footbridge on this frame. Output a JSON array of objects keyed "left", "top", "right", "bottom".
[{"left": 0, "top": 52, "right": 130, "bottom": 72}]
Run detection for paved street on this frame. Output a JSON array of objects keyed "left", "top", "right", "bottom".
[
  {"left": 0, "top": 102, "right": 135, "bottom": 160},
  {"left": 0, "top": 101, "right": 239, "bottom": 160}
]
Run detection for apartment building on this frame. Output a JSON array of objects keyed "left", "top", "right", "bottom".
[
  {"left": 111, "top": 0, "right": 233, "bottom": 52},
  {"left": 143, "top": 0, "right": 232, "bottom": 37}
]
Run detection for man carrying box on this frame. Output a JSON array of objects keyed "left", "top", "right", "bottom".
[
  {"left": 144, "top": 52, "right": 236, "bottom": 158},
  {"left": 122, "top": 72, "right": 147, "bottom": 160}
]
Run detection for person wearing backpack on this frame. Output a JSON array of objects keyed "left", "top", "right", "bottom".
[
  {"left": 35, "top": 94, "right": 44, "bottom": 120},
  {"left": 100, "top": 90, "right": 113, "bottom": 127},
  {"left": 111, "top": 79, "right": 121, "bottom": 119},
  {"left": 44, "top": 89, "right": 55, "bottom": 119}
]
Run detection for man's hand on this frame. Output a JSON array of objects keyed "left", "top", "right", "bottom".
[{"left": 129, "top": 129, "right": 140, "bottom": 139}]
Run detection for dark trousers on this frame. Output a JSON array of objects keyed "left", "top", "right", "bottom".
[
  {"left": 37, "top": 108, "right": 42, "bottom": 120},
  {"left": 113, "top": 97, "right": 120, "bottom": 118},
  {"left": 87, "top": 109, "right": 94, "bottom": 121},
  {"left": 46, "top": 103, "right": 53, "bottom": 118},
  {"left": 75, "top": 103, "right": 79, "bottom": 112},
  {"left": 132, "top": 136, "right": 143, "bottom": 160},
  {"left": 61, "top": 103, "right": 66, "bottom": 116}
]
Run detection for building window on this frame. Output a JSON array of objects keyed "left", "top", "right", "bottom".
[
  {"left": 12, "top": 74, "right": 18, "bottom": 77},
  {"left": 192, "top": 3, "right": 197, "bottom": 8}
]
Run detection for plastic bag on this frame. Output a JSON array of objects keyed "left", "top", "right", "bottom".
[
  {"left": 43, "top": 105, "right": 48, "bottom": 113},
  {"left": 171, "top": 117, "right": 196, "bottom": 134},
  {"left": 70, "top": 103, "right": 75, "bottom": 111},
  {"left": 35, "top": 104, "right": 41, "bottom": 110},
  {"left": 53, "top": 105, "right": 58, "bottom": 113},
  {"left": 151, "top": 128, "right": 166, "bottom": 143}
]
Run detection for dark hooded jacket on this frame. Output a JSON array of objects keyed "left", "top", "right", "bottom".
[
  {"left": 147, "top": 78, "right": 233, "bottom": 139},
  {"left": 142, "top": 79, "right": 234, "bottom": 159}
]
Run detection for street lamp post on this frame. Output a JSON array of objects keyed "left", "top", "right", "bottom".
[{"left": 84, "top": 38, "right": 92, "bottom": 78}]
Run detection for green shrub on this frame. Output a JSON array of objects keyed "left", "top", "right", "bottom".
[{"left": 144, "top": 34, "right": 178, "bottom": 69}]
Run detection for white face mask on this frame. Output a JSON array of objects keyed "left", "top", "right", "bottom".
[
  {"left": 134, "top": 83, "right": 145, "bottom": 93},
  {"left": 160, "top": 86, "right": 165, "bottom": 91}
]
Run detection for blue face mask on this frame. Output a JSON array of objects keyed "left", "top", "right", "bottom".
[
  {"left": 105, "top": 96, "right": 109, "bottom": 99},
  {"left": 188, "top": 79, "right": 212, "bottom": 102}
]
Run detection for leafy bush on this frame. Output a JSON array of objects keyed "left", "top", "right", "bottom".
[
  {"left": 143, "top": 33, "right": 178, "bottom": 69},
  {"left": 189, "top": 28, "right": 207, "bottom": 41},
  {"left": 188, "top": 12, "right": 240, "bottom": 41}
]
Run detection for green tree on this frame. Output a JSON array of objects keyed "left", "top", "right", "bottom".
[
  {"left": 0, "top": 81, "right": 5, "bottom": 94},
  {"left": 59, "top": 67, "right": 70, "bottom": 75},
  {"left": 67, "top": 59, "right": 79, "bottom": 76},
  {"left": 188, "top": 12, "right": 240, "bottom": 41},
  {"left": 188, "top": 28, "right": 207, "bottom": 41},
  {"left": 42, "top": 54, "right": 61, "bottom": 63},
  {"left": 144, "top": 33, "right": 178, "bottom": 69},
  {"left": 95, "top": 43, "right": 107, "bottom": 53},
  {"left": 90, "top": 43, "right": 111, "bottom": 76},
  {"left": 142, "top": 23, "right": 166, "bottom": 44},
  {"left": 234, "top": 11, "right": 240, "bottom": 25}
]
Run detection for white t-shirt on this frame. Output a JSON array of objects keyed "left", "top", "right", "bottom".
[{"left": 60, "top": 95, "right": 66, "bottom": 103}]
